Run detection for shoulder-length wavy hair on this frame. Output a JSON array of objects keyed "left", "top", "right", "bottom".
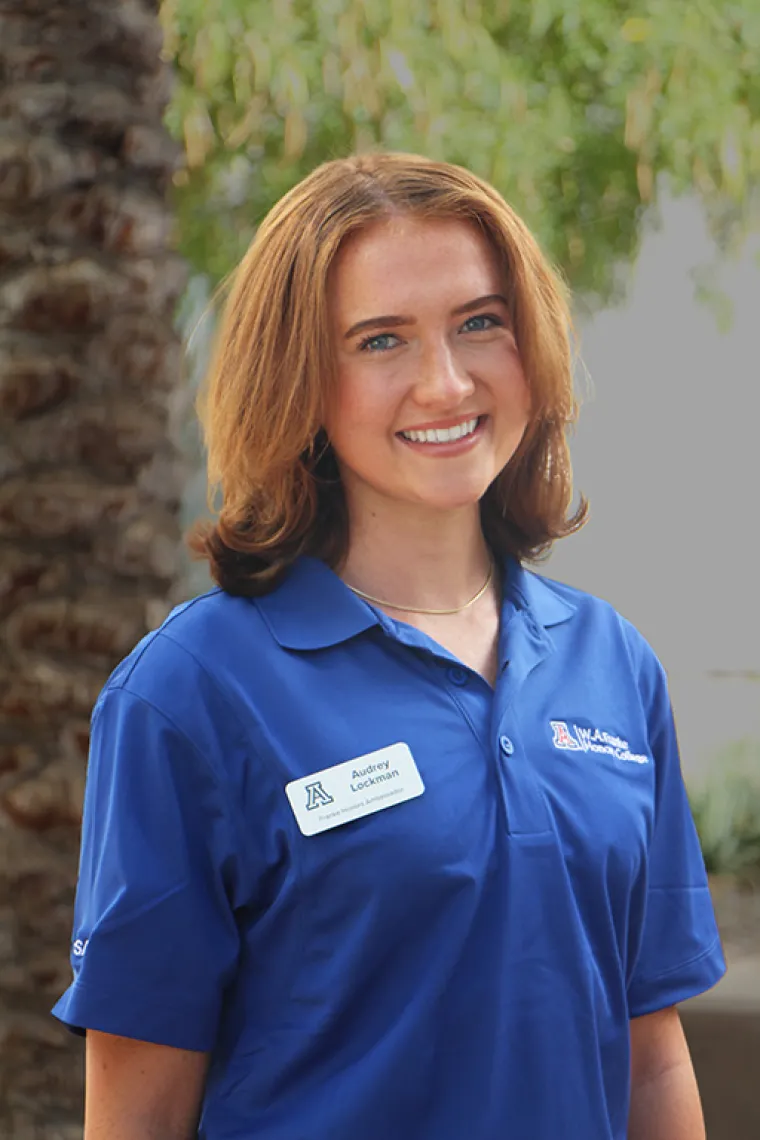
[{"left": 188, "top": 151, "right": 587, "bottom": 594}]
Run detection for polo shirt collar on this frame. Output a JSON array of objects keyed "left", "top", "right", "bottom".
[
  {"left": 505, "top": 559, "right": 577, "bottom": 629},
  {"left": 255, "top": 554, "right": 576, "bottom": 652},
  {"left": 255, "top": 556, "right": 381, "bottom": 650}
]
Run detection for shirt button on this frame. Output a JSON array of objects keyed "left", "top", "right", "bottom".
[
  {"left": 499, "top": 734, "right": 515, "bottom": 757},
  {"left": 447, "top": 666, "right": 468, "bottom": 687}
]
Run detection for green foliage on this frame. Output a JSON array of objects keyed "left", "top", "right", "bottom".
[
  {"left": 161, "top": 0, "right": 760, "bottom": 305},
  {"left": 690, "top": 740, "right": 760, "bottom": 881}
]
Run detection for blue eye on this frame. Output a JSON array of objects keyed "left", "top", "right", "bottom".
[
  {"left": 358, "top": 333, "right": 400, "bottom": 353},
  {"left": 462, "top": 313, "right": 501, "bottom": 333}
]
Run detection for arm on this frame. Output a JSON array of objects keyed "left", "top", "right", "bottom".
[
  {"left": 628, "top": 1007, "right": 705, "bottom": 1140},
  {"left": 85, "top": 1030, "right": 209, "bottom": 1140}
]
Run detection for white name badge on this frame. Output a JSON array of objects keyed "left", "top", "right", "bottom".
[{"left": 285, "top": 742, "right": 424, "bottom": 837}]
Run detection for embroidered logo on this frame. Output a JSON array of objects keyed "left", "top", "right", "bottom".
[{"left": 550, "top": 721, "right": 649, "bottom": 765}]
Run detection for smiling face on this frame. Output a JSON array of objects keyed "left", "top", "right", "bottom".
[{"left": 325, "top": 215, "right": 531, "bottom": 523}]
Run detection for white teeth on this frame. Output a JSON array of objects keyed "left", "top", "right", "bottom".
[{"left": 401, "top": 417, "right": 479, "bottom": 444}]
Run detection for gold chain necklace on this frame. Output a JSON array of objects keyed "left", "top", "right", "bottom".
[{"left": 347, "top": 560, "right": 494, "bottom": 616}]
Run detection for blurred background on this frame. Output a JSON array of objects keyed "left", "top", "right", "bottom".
[{"left": 0, "top": 1, "right": 758, "bottom": 1136}]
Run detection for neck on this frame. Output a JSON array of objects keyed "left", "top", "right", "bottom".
[{"left": 339, "top": 496, "right": 493, "bottom": 613}]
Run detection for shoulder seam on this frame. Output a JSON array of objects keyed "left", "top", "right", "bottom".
[
  {"left": 150, "top": 627, "right": 262, "bottom": 751},
  {"left": 99, "top": 683, "right": 234, "bottom": 795},
  {"left": 101, "top": 664, "right": 251, "bottom": 869},
  {"left": 158, "top": 589, "right": 225, "bottom": 634},
  {"left": 117, "top": 623, "right": 299, "bottom": 866}
]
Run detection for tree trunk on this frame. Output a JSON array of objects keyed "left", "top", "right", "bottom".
[{"left": 0, "top": 1, "right": 186, "bottom": 1134}]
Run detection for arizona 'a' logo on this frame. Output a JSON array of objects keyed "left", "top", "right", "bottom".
[
  {"left": 550, "top": 720, "right": 582, "bottom": 750},
  {"left": 304, "top": 780, "right": 334, "bottom": 811}
]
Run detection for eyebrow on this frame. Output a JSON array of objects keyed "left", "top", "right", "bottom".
[{"left": 343, "top": 293, "right": 510, "bottom": 340}]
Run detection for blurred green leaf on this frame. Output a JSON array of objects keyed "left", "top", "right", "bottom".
[
  {"left": 161, "top": 0, "right": 760, "bottom": 304},
  {"left": 690, "top": 740, "right": 760, "bottom": 881}
]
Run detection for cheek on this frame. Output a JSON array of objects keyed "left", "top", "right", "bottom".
[
  {"left": 495, "top": 356, "right": 531, "bottom": 419},
  {"left": 485, "top": 338, "right": 528, "bottom": 399},
  {"left": 510, "top": 353, "right": 531, "bottom": 412},
  {"left": 325, "top": 368, "right": 397, "bottom": 444}
]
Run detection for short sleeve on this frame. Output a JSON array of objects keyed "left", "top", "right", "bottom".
[
  {"left": 52, "top": 684, "right": 241, "bottom": 1051},
  {"left": 627, "top": 658, "right": 726, "bottom": 1016}
]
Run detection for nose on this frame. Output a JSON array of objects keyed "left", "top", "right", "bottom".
[{"left": 413, "top": 339, "right": 475, "bottom": 407}]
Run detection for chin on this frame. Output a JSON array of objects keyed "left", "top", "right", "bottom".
[{"left": 408, "top": 479, "right": 492, "bottom": 513}]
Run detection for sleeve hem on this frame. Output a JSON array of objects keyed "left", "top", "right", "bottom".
[
  {"left": 52, "top": 980, "right": 216, "bottom": 1053},
  {"left": 634, "top": 933, "right": 724, "bottom": 986},
  {"left": 627, "top": 935, "right": 727, "bottom": 1018}
]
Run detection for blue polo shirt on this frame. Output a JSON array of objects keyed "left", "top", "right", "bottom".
[{"left": 53, "top": 556, "right": 725, "bottom": 1139}]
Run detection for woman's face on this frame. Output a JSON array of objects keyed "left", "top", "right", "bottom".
[{"left": 325, "top": 215, "right": 531, "bottom": 519}]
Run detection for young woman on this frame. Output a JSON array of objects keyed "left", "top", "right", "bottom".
[{"left": 54, "top": 152, "right": 725, "bottom": 1140}]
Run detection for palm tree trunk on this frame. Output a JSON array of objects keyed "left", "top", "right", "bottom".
[{"left": 0, "top": 1, "right": 186, "bottom": 1133}]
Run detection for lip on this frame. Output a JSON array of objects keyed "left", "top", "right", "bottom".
[{"left": 396, "top": 414, "right": 487, "bottom": 455}]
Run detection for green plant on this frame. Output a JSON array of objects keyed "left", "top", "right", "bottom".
[
  {"left": 689, "top": 739, "right": 760, "bottom": 879},
  {"left": 161, "top": 0, "right": 760, "bottom": 305}
]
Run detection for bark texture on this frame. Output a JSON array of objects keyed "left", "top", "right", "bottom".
[{"left": 0, "top": 2, "right": 186, "bottom": 1134}]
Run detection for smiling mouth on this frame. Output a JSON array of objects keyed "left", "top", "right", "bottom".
[{"left": 399, "top": 416, "right": 481, "bottom": 444}]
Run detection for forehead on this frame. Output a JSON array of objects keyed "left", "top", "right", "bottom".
[{"left": 328, "top": 216, "right": 504, "bottom": 315}]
